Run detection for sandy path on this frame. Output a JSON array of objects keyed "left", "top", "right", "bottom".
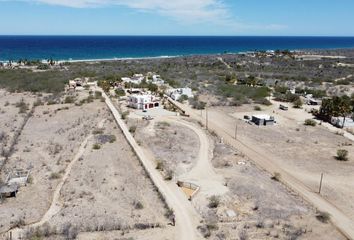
[
  {"left": 171, "top": 98, "right": 354, "bottom": 240},
  {"left": 97, "top": 88, "right": 202, "bottom": 240},
  {"left": 163, "top": 118, "right": 228, "bottom": 196},
  {"left": 8, "top": 119, "right": 106, "bottom": 240},
  {"left": 217, "top": 57, "right": 231, "bottom": 69}
]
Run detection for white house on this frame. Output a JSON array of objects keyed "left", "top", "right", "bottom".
[
  {"left": 152, "top": 75, "right": 165, "bottom": 85},
  {"left": 168, "top": 88, "right": 194, "bottom": 101},
  {"left": 122, "top": 74, "right": 145, "bottom": 85},
  {"left": 128, "top": 94, "right": 160, "bottom": 110}
]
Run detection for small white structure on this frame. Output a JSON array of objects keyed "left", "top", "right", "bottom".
[
  {"left": 128, "top": 94, "right": 160, "bottom": 110},
  {"left": 122, "top": 74, "right": 145, "bottom": 85},
  {"left": 251, "top": 114, "right": 275, "bottom": 126},
  {"left": 151, "top": 75, "right": 165, "bottom": 85},
  {"left": 168, "top": 88, "right": 194, "bottom": 101}
]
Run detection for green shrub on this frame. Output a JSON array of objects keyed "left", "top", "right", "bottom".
[
  {"left": 93, "top": 144, "right": 101, "bottom": 150},
  {"left": 208, "top": 195, "right": 220, "bottom": 208},
  {"left": 304, "top": 119, "right": 317, "bottom": 126},
  {"left": 254, "top": 106, "right": 262, "bottom": 111},
  {"left": 115, "top": 89, "right": 126, "bottom": 97},
  {"left": 129, "top": 126, "right": 137, "bottom": 133},
  {"left": 64, "top": 96, "right": 75, "bottom": 104},
  {"left": 336, "top": 149, "right": 349, "bottom": 161},
  {"left": 293, "top": 98, "right": 303, "bottom": 108},
  {"left": 49, "top": 172, "right": 61, "bottom": 180},
  {"left": 121, "top": 111, "right": 130, "bottom": 120}
]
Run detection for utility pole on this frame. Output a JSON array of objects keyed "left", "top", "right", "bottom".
[
  {"left": 318, "top": 173, "right": 324, "bottom": 194},
  {"left": 234, "top": 123, "right": 238, "bottom": 140},
  {"left": 206, "top": 107, "right": 208, "bottom": 130}
]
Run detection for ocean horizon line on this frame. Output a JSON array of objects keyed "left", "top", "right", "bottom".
[{"left": 1, "top": 36, "right": 354, "bottom": 62}]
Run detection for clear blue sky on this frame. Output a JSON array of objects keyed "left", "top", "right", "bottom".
[{"left": 0, "top": 0, "right": 353, "bottom": 36}]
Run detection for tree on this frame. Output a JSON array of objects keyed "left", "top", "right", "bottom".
[
  {"left": 320, "top": 96, "right": 353, "bottom": 126},
  {"left": 293, "top": 98, "right": 303, "bottom": 109}
]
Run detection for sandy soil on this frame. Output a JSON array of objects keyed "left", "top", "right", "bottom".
[
  {"left": 0, "top": 94, "right": 106, "bottom": 233},
  {"left": 212, "top": 103, "right": 354, "bottom": 223},
  {"left": 135, "top": 111, "right": 344, "bottom": 239},
  {"left": 0, "top": 89, "right": 172, "bottom": 240},
  {"left": 47, "top": 116, "right": 169, "bottom": 233},
  {"left": 135, "top": 120, "right": 200, "bottom": 176}
]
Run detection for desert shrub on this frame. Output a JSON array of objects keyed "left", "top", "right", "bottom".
[
  {"left": 133, "top": 200, "right": 144, "bottom": 210},
  {"left": 156, "top": 160, "right": 164, "bottom": 170},
  {"left": 293, "top": 98, "right": 303, "bottom": 108},
  {"left": 16, "top": 99, "right": 28, "bottom": 113},
  {"left": 336, "top": 149, "right": 349, "bottom": 161},
  {"left": 254, "top": 105, "right": 262, "bottom": 111},
  {"left": 93, "top": 144, "right": 101, "bottom": 150},
  {"left": 164, "top": 208, "right": 174, "bottom": 220},
  {"left": 37, "top": 64, "right": 50, "bottom": 70},
  {"left": 129, "top": 126, "right": 137, "bottom": 133},
  {"left": 115, "top": 88, "right": 126, "bottom": 97},
  {"left": 49, "top": 172, "right": 61, "bottom": 180},
  {"left": 27, "top": 175, "right": 34, "bottom": 184},
  {"left": 304, "top": 119, "right": 317, "bottom": 126},
  {"left": 316, "top": 211, "right": 330, "bottom": 223},
  {"left": 33, "top": 99, "right": 44, "bottom": 107},
  {"left": 92, "top": 129, "right": 104, "bottom": 135},
  {"left": 121, "top": 111, "right": 129, "bottom": 120},
  {"left": 164, "top": 169, "right": 173, "bottom": 181},
  {"left": 208, "top": 195, "right": 220, "bottom": 208},
  {"left": 94, "top": 91, "right": 102, "bottom": 98},
  {"left": 189, "top": 96, "right": 206, "bottom": 110},
  {"left": 271, "top": 172, "right": 281, "bottom": 181},
  {"left": 256, "top": 98, "right": 272, "bottom": 106},
  {"left": 178, "top": 94, "right": 189, "bottom": 103},
  {"left": 109, "top": 135, "right": 116, "bottom": 143},
  {"left": 64, "top": 96, "right": 75, "bottom": 104}
]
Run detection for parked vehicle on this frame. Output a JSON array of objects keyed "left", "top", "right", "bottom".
[
  {"left": 142, "top": 115, "right": 154, "bottom": 120},
  {"left": 279, "top": 104, "right": 289, "bottom": 111}
]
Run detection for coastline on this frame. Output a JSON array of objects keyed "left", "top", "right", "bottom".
[{"left": 1, "top": 47, "right": 354, "bottom": 64}]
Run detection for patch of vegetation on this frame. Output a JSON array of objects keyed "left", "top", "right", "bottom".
[
  {"left": 0, "top": 69, "right": 70, "bottom": 93},
  {"left": 64, "top": 96, "right": 75, "bottom": 104},
  {"left": 336, "top": 149, "right": 349, "bottom": 161},
  {"left": 92, "top": 144, "right": 101, "bottom": 150},
  {"left": 254, "top": 105, "right": 262, "bottom": 111},
  {"left": 49, "top": 172, "right": 61, "bottom": 180},
  {"left": 304, "top": 119, "right": 317, "bottom": 126},
  {"left": 218, "top": 84, "right": 270, "bottom": 105},
  {"left": 208, "top": 195, "right": 220, "bottom": 208},
  {"left": 316, "top": 211, "right": 330, "bottom": 223},
  {"left": 129, "top": 125, "right": 137, "bottom": 133},
  {"left": 92, "top": 129, "right": 104, "bottom": 135},
  {"left": 115, "top": 88, "right": 126, "bottom": 97}
]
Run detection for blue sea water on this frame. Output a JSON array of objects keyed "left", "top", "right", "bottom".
[{"left": 1, "top": 36, "right": 354, "bottom": 62}]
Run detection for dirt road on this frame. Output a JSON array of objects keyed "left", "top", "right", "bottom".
[
  {"left": 163, "top": 118, "right": 228, "bottom": 196},
  {"left": 99, "top": 89, "right": 202, "bottom": 240},
  {"left": 171, "top": 99, "right": 354, "bottom": 240}
]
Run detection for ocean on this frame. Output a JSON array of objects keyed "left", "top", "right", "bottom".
[{"left": 1, "top": 36, "right": 354, "bottom": 62}]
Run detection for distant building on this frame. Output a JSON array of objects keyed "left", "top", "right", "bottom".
[
  {"left": 122, "top": 74, "right": 145, "bottom": 85},
  {"left": 128, "top": 94, "right": 160, "bottom": 110},
  {"left": 151, "top": 75, "right": 165, "bottom": 85},
  {"left": 168, "top": 88, "right": 194, "bottom": 101},
  {"left": 252, "top": 114, "right": 275, "bottom": 126}
]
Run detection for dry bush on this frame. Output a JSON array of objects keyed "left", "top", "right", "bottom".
[
  {"left": 208, "top": 195, "right": 220, "bottom": 209},
  {"left": 336, "top": 149, "right": 349, "bottom": 161}
]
